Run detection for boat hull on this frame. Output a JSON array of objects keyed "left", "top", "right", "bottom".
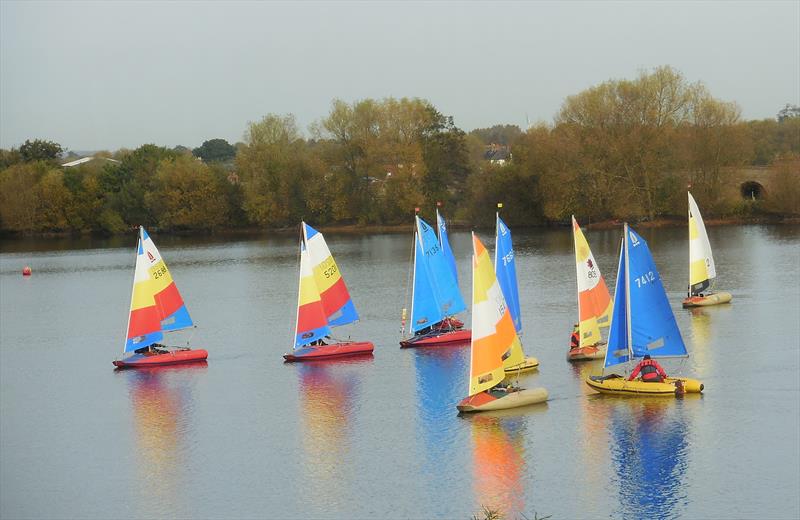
[
  {"left": 283, "top": 341, "right": 374, "bottom": 362},
  {"left": 682, "top": 291, "right": 732, "bottom": 307},
  {"left": 113, "top": 349, "right": 208, "bottom": 368},
  {"left": 503, "top": 356, "right": 539, "bottom": 375},
  {"left": 457, "top": 387, "right": 549, "bottom": 413},
  {"left": 399, "top": 328, "right": 471, "bottom": 348},
  {"left": 586, "top": 375, "right": 704, "bottom": 396},
  {"left": 567, "top": 344, "right": 606, "bottom": 361}
]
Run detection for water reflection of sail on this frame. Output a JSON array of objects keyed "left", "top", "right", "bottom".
[
  {"left": 126, "top": 363, "right": 205, "bottom": 516},
  {"left": 610, "top": 400, "right": 690, "bottom": 519},
  {"left": 297, "top": 360, "right": 365, "bottom": 501},
  {"left": 470, "top": 414, "right": 526, "bottom": 518},
  {"left": 413, "top": 348, "right": 468, "bottom": 516},
  {"left": 688, "top": 308, "right": 711, "bottom": 371}
]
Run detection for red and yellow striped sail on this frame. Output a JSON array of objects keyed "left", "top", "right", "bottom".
[
  {"left": 125, "top": 227, "right": 193, "bottom": 353},
  {"left": 572, "top": 216, "right": 613, "bottom": 349},
  {"left": 294, "top": 241, "right": 332, "bottom": 347},
  {"left": 468, "top": 234, "right": 521, "bottom": 397},
  {"left": 304, "top": 223, "right": 358, "bottom": 327}
]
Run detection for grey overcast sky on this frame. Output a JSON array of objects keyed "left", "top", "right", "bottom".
[{"left": 1, "top": 1, "right": 798, "bottom": 151}]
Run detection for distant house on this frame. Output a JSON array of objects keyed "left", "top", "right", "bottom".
[
  {"left": 61, "top": 156, "right": 120, "bottom": 168},
  {"left": 484, "top": 144, "right": 511, "bottom": 165}
]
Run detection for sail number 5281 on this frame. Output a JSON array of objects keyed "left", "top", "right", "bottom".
[{"left": 634, "top": 271, "right": 655, "bottom": 288}]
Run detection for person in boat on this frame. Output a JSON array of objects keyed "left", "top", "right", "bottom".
[
  {"left": 310, "top": 337, "right": 329, "bottom": 346},
  {"left": 569, "top": 323, "right": 580, "bottom": 350},
  {"left": 628, "top": 354, "right": 668, "bottom": 383}
]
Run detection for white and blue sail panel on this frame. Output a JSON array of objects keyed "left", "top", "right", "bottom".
[
  {"left": 626, "top": 227, "right": 688, "bottom": 359},
  {"left": 605, "top": 240, "right": 630, "bottom": 368},
  {"left": 410, "top": 217, "right": 467, "bottom": 333},
  {"left": 437, "top": 212, "right": 459, "bottom": 286},
  {"left": 494, "top": 217, "right": 522, "bottom": 334}
]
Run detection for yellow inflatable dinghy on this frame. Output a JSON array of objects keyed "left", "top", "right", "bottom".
[{"left": 586, "top": 374, "right": 703, "bottom": 396}]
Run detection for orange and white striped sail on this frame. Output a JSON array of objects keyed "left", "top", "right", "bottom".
[
  {"left": 688, "top": 192, "right": 716, "bottom": 295},
  {"left": 572, "top": 216, "right": 613, "bottom": 349},
  {"left": 468, "top": 233, "right": 521, "bottom": 397}
]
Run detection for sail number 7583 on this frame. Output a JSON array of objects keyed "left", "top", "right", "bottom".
[{"left": 634, "top": 271, "right": 655, "bottom": 288}]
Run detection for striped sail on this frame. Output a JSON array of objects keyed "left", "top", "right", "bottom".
[
  {"left": 468, "top": 234, "right": 521, "bottom": 396},
  {"left": 304, "top": 223, "right": 358, "bottom": 327},
  {"left": 125, "top": 227, "right": 193, "bottom": 353},
  {"left": 572, "top": 216, "right": 613, "bottom": 349},
  {"left": 294, "top": 241, "right": 332, "bottom": 347},
  {"left": 494, "top": 216, "right": 525, "bottom": 370},
  {"left": 688, "top": 192, "right": 716, "bottom": 296}
]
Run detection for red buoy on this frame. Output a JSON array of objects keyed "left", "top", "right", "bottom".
[{"left": 22, "top": 266, "right": 32, "bottom": 276}]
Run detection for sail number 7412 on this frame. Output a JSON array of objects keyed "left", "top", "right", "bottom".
[{"left": 634, "top": 271, "right": 655, "bottom": 288}]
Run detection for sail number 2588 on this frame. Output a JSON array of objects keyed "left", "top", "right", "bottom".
[{"left": 634, "top": 271, "right": 655, "bottom": 288}]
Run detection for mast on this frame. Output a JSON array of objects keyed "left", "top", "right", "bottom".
[
  {"left": 494, "top": 203, "right": 502, "bottom": 270},
  {"left": 624, "top": 223, "right": 633, "bottom": 365},
  {"left": 572, "top": 216, "right": 581, "bottom": 341},
  {"left": 687, "top": 192, "right": 692, "bottom": 297},
  {"left": 408, "top": 213, "right": 420, "bottom": 337},
  {"left": 291, "top": 223, "right": 306, "bottom": 350},
  {"left": 468, "top": 231, "right": 476, "bottom": 396},
  {"left": 122, "top": 227, "right": 142, "bottom": 354}
]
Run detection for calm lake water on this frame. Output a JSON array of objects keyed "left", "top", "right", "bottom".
[{"left": 1, "top": 224, "right": 799, "bottom": 519}]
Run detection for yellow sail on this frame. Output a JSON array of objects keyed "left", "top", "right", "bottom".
[
  {"left": 688, "top": 192, "right": 716, "bottom": 294},
  {"left": 468, "top": 234, "right": 521, "bottom": 396},
  {"left": 572, "top": 216, "right": 613, "bottom": 348}
]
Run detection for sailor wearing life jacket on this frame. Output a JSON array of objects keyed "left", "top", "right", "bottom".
[
  {"left": 569, "top": 324, "right": 580, "bottom": 350},
  {"left": 628, "top": 354, "right": 668, "bottom": 383}
]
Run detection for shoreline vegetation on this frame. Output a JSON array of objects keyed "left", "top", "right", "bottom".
[{"left": 2, "top": 66, "right": 798, "bottom": 240}]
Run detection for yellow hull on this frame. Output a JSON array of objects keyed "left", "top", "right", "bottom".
[
  {"left": 457, "top": 387, "right": 549, "bottom": 412},
  {"left": 682, "top": 291, "right": 732, "bottom": 308},
  {"left": 586, "top": 375, "right": 704, "bottom": 396},
  {"left": 504, "top": 356, "right": 539, "bottom": 375}
]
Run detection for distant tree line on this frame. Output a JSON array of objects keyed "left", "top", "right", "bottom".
[{"left": 1, "top": 66, "right": 798, "bottom": 235}]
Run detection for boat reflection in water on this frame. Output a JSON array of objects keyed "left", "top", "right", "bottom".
[
  {"left": 124, "top": 362, "right": 207, "bottom": 517},
  {"left": 610, "top": 399, "right": 692, "bottom": 519},
  {"left": 468, "top": 411, "right": 530, "bottom": 518},
  {"left": 296, "top": 357, "right": 369, "bottom": 506},
  {"left": 413, "top": 347, "right": 469, "bottom": 516}
]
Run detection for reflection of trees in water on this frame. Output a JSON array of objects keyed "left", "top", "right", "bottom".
[
  {"left": 610, "top": 399, "right": 690, "bottom": 520},
  {"left": 469, "top": 413, "right": 527, "bottom": 519},
  {"left": 126, "top": 363, "right": 205, "bottom": 516}
]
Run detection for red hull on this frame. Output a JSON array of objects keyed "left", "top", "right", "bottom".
[
  {"left": 113, "top": 349, "right": 208, "bottom": 368},
  {"left": 283, "top": 341, "right": 374, "bottom": 362},
  {"left": 400, "top": 328, "right": 472, "bottom": 348}
]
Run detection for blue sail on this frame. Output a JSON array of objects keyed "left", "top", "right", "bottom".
[
  {"left": 494, "top": 216, "right": 522, "bottom": 334},
  {"left": 410, "top": 216, "right": 467, "bottom": 333},
  {"left": 437, "top": 211, "right": 459, "bottom": 286},
  {"left": 626, "top": 227, "right": 688, "bottom": 359},
  {"left": 605, "top": 239, "right": 630, "bottom": 368}
]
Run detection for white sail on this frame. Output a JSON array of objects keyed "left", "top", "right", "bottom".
[{"left": 688, "top": 192, "right": 717, "bottom": 295}]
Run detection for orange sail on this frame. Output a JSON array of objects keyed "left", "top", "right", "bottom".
[
  {"left": 572, "top": 216, "right": 613, "bottom": 349},
  {"left": 468, "top": 233, "right": 520, "bottom": 396}
]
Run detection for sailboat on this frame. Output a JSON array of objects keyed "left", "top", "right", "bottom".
[
  {"left": 399, "top": 213, "right": 471, "bottom": 348},
  {"left": 586, "top": 224, "right": 704, "bottom": 396},
  {"left": 568, "top": 216, "right": 613, "bottom": 361},
  {"left": 456, "top": 234, "right": 548, "bottom": 412},
  {"left": 682, "top": 192, "right": 733, "bottom": 307},
  {"left": 494, "top": 209, "right": 539, "bottom": 374},
  {"left": 113, "top": 226, "right": 207, "bottom": 368},
  {"left": 284, "top": 222, "right": 374, "bottom": 362}
]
